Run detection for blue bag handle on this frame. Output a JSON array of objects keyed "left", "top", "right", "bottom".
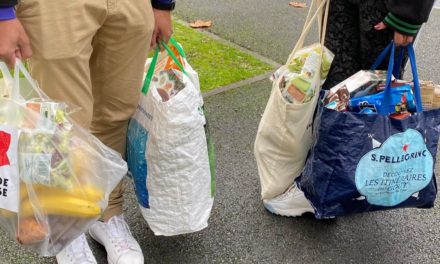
[
  {"left": 370, "top": 43, "right": 403, "bottom": 78},
  {"left": 407, "top": 44, "right": 423, "bottom": 113},
  {"left": 370, "top": 42, "right": 393, "bottom": 70},
  {"left": 371, "top": 42, "right": 422, "bottom": 114}
]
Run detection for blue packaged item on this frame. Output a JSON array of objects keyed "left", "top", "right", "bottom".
[
  {"left": 349, "top": 84, "right": 416, "bottom": 114},
  {"left": 296, "top": 42, "right": 438, "bottom": 219},
  {"left": 359, "top": 107, "right": 375, "bottom": 114}
]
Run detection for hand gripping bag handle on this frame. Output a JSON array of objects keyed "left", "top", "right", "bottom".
[{"left": 0, "top": 61, "right": 19, "bottom": 100}]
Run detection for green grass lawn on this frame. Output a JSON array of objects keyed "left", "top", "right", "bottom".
[
  {"left": 1, "top": 22, "right": 273, "bottom": 93},
  {"left": 172, "top": 21, "right": 273, "bottom": 92}
]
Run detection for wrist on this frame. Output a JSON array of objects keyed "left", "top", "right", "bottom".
[
  {"left": 383, "top": 12, "right": 421, "bottom": 36},
  {"left": 0, "top": 7, "right": 16, "bottom": 21}
]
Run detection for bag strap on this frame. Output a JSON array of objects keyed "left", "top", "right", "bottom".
[
  {"left": 141, "top": 39, "right": 188, "bottom": 95},
  {"left": 379, "top": 42, "right": 422, "bottom": 114},
  {"left": 286, "top": 0, "right": 330, "bottom": 64},
  {"left": 160, "top": 40, "right": 187, "bottom": 74},
  {"left": 141, "top": 47, "right": 160, "bottom": 95},
  {"left": 407, "top": 43, "right": 423, "bottom": 112},
  {"left": 0, "top": 61, "right": 15, "bottom": 98},
  {"left": 0, "top": 61, "right": 13, "bottom": 84},
  {"left": 0, "top": 59, "right": 44, "bottom": 100},
  {"left": 169, "top": 37, "right": 186, "bottom": 58},
  {"left": 370, "top": 42, "right": 393, "bottom": 70}
]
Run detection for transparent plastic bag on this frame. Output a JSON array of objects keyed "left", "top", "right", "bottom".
[{"left": 0, "top": 61, "right": 127, "bottom": 256}]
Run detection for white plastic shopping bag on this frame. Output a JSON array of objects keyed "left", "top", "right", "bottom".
[{"left": 127, "top": 38, "right": 215, "bottom": 236}]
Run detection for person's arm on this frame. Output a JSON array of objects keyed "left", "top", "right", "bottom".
[
  {"left": 375, "top": 0, "right": 435, "bottom": 46},
  {"left": 384, "top": 0, "right": 435, "bottom": 36},
  {"left": 150, "top": 0, "right": 175, "bottom": 49},
  {"left": 0, "top": 0, "right": 32, "bottom": 68}
]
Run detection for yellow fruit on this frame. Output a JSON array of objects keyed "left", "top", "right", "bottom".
[
  {"left": 20, "top": 195, "right": 102, "bottom": 218},
  {"left": 20, "top": 184, "right": 104, "bottom": 203}
]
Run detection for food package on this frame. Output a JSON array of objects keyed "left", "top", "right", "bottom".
[
  {"left": 419, "top": 80, "right": 435, "bottom": 110},
  {"left": 279, "top": 43, "right": 334, "bottom": 104},
  {"left": 148, "top": 44, "right": 187, "bottom": 102},
  {"left": 324, "top": 70, "right": 389, "bottom": 111},
  {"left": 0, "top": 61, "right": 127, "bottom": 256},
  {"left": 433, "top": 85, "right": 440, "bottom": 109},
  {"left": 348, "top": 84, "right": 416, "bottom": 114}
]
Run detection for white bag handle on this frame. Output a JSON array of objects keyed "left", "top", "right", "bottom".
[
  {"left": 0, "top": 59, "right": 45, "bottom": 101},
  {"left": 0, "top": 61, "right": 24, "bottom": 100},
  {"left": 0, "top": 61, "right": 15, "bottom": 98},
  {"left": 286, "top": 0, "right": 330, "bottom": 64}
]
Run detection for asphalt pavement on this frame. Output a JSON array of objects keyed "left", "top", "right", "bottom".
[{"left": 1, "top": 1, "right": 439, "bottom": 263}]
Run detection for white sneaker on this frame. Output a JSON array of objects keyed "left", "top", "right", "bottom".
[
  {"left": 263, "top": 183, "right": 314, "bottom": 217},
  {"left": 88, "top": 214, "right": 144, "bottom": 264},
  {"left": 56, "top": 233, "right": 97, "bottom": 264}
]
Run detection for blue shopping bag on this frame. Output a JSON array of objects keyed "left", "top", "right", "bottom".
[{"left": 297, "top": 42, "right": 439, "bottom": 219}]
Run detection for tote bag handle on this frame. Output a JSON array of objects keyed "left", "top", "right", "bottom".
[{"left": 371, "top": 42, "right": 422, "bottom": 114}]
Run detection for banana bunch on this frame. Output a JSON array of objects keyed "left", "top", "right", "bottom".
[
  {"left": 19, "top": 183, "right": 104, "bottom": 218},
  {"left": 0, "top": 182, "right": 105, "bottom": 245}
]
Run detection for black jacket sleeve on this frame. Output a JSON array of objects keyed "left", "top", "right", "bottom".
[
  {"left": 0, "top": 0, "right": 17, "bottom": 8},
  {"left": 151, "top": 0, "right": 176, "bottom": 10},
  {"left": 384, "top": 0, "right": 435, "bottom": 35}
]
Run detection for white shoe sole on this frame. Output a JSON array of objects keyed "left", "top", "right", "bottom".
[{"left": 264, "top": 202, "right": 313, "bottom": 217}]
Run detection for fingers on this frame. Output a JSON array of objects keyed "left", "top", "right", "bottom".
[
  {"left": 0, "top": 19, "right": 32, "bottom": 68},
  {"left": 375, "top": 22, "right": 415, "bottom": 47},
  {"left": 394, "top": 32, "right": 405, "bottom": 46},
  {"left": 3, "top": 52, "right": 16, "bottom": 69},
  {"left": 15, "top": 48, "right": 22, "bottom": 59},
  {"left": 405, "top": 36, "right": 414, "bottom": 46},
  {"left": 394, "top": 31, "right": 415, "bottom": 47},
  {"left": 374, "top": 22, "right": 387, "bottom": 31},
  {"left": 150, "top": 29, "right": 173, "bottom": 51},
  {"left": 151, "top": 9, "right": 173, "bottom": 49},
  {"left": 159, "top": 28, "right": 173, "bottom": 44},
  {"left": 150, "top": 29, "right": 158, "bottom": 50},
  {"left": 17, "top": 31, "right": 32, "bottom": 59}
]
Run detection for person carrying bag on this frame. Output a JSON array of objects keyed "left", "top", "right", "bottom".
[{"left": 297, "top": 42, "right": 439, "bottom": 219}]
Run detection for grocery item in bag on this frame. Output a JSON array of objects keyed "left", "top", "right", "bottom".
[
  {"left": 349, "top": 84, "right": 416, "bottom": 114},
  {"left": 281, "top": 44, "right": 334, "bottom": 103},
  {"left": 324, "top": 70, "right": 388, "bottom": 111},
  {"left": 0, "top": 61, "right": 127, "bottom": 256}
]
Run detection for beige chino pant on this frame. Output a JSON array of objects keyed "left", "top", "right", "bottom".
[{"left": 17, "top": 0, "right": 154, "bottom": 221}]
